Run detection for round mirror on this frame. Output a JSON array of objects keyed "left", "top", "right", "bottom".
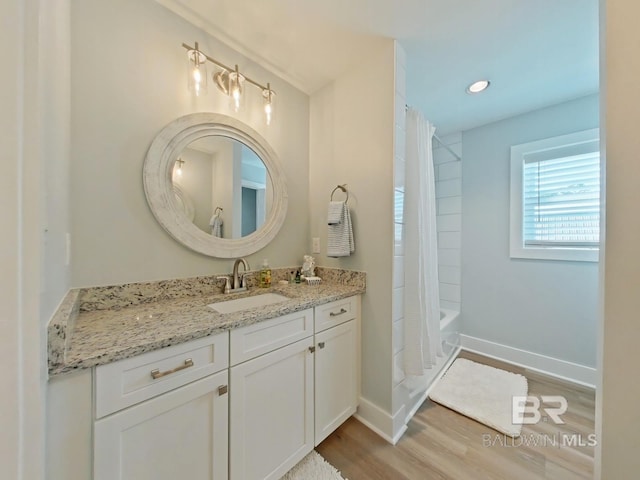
[{"left": 144, "top": 113, "right": 287, "bottom": 258}]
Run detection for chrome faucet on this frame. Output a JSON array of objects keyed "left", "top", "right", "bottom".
[{"left": 232, "top": 258, "right": 250, "bottom": 291}]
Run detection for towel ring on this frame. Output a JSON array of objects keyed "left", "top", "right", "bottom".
[
  {"left": 214, "top": 206, "right": 223, "bottom": 216},
  {"left": 330, "top": 184, "right": 349, "bottom": 204}
]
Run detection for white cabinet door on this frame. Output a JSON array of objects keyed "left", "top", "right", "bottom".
[
  {"left": 230, "top": 337, "right": 314, "bottom": 480},
  {"left": 94, "top": 370, "right": 229, "bottom": 480},
  {"left": 314, "top": 319, "right": 358, "bottom": 445}
]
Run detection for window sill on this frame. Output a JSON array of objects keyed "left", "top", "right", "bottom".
[{"left": 510, "top": 245, "right": 599, "bottom": 262}]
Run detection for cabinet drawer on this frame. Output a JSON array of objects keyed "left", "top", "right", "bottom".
[
  {"left": 96, "top": 332, "right": 229, "bottom": 418},
  {"left": 230, "top": 308, "right": 313, "bottom": 365},
  {"left": 314, "top": 296, "right": 358, "bottom": 332}
]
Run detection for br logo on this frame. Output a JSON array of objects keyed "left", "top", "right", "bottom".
[{"left": 512, "top": 396, "right": 568, "bottom": 425}]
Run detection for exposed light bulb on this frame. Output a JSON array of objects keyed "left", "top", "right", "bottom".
[
  {"left": 262, "top": 84, "right": 274, "bottom": 126},
  {"left": 228, "top": 67, "right": 244, "bottom": 112},
  {"left": 265, "top": 103, "right": 272, "bottom": 125},
  {"left": 187, "top": 43, "right": 207, "bottom": 96},
  {"left": 174, "top": 158, "right": 185, "bottom": 180},
  {"left": 192, "top": 67, "right": 202, "bottom": 96},
  {"left": 232, "top": 87, "right": 241, "bottom": 112}
]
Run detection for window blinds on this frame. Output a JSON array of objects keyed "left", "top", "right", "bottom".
[{"left": 523, "top": 152, "right": 600, "bottom": 247}]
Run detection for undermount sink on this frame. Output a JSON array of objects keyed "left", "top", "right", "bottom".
[{"left": 207, "top": 293, "right": 290, "bottom": 314}]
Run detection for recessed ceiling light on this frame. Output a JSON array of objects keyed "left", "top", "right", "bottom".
[{"left": 466, "top": 80, "right": 490, "bottom": 94}]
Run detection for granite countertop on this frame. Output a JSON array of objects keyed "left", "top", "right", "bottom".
[{"left": 48, "top": 267, "right": 365, "bottom": 376}]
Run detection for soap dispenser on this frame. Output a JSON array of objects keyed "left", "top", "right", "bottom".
[{"left": 259, "top": 259, "right": 272, "bottom": 288}]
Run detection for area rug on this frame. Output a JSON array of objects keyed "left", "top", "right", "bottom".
[
  {"left": 428, "top": 358, "right": 528, "bottom": 437},
  {"left": 280, "top": 451, "right": 347, "bottom": 480}
]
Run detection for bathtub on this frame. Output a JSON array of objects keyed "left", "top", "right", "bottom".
[
  {"left": 440, "top": 308, "right": 460, "bottom": 331},
  {"left": 440, "top": 308, "right": 461, "bottom": 354}
]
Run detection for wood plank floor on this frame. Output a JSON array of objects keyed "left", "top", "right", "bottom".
[{"left": 317, "top": 351, "right": 595, "bottom": 480}]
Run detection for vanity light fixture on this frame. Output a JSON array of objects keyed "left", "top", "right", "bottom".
[
  {"left": 183, "top": 42, "right": 276, "bottom": 124},
  {"left": 466, "top": 79, "right": 490, "bottom": 94}
]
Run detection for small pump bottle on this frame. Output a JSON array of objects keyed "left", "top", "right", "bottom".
[{"left": 260, "top": 259, "right": 272, "bottom": 288}]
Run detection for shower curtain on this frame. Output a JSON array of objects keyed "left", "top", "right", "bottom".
[{"left": 403, "top": 108, "right": 442, "bottom": 382}]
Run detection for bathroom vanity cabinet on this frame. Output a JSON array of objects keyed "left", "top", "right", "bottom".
[
  {"left": 229, "top": 298, "right": 359, "bottom": 480},
  {"left": 55, "top": 294, "right": 360, "bottom": 480}
]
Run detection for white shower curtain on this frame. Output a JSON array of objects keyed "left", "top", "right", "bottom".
[{"left": 403, "top": 108, "right": 442, "bottom": 382}]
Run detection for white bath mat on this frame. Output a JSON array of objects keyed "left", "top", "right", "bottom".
[
  {"left": 280, "top": 451, "right": 347, "bottom": 480},
  {"left": 428, "top": 358, "right": 528, "bottom": 437}
]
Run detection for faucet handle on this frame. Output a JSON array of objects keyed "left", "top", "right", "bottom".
[{"left": 216, "top": 276, "right": 231, "bottom": 294}]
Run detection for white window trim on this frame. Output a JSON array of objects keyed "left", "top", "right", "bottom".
[{"left": 509, "top": 128, "right": 600, "bottom": 262}]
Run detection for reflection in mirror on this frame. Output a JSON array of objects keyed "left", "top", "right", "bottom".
[{"left": 171, "top": 136, "right": 272, "bottom": 239}]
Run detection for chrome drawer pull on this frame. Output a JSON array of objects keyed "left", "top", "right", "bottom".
[
  {"left": 150, "top": 358, "right": 194, "bottom": 379},
  {"left": 329, "top": 308, "right": 347, "bottom": 317},
  {"left": 318, "top": 342, "right": 325, "bottom": 349}
]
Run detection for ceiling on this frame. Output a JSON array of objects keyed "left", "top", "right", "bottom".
[{"left": 155, "top": 0, "right": 599, "bottom": 134}]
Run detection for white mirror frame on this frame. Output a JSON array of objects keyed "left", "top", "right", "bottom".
[{"left": 143, "top": 112, "right": 288, "bottom": 258}]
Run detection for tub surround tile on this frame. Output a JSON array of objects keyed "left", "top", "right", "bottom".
[
  {"left": 438, "top": 231, "right": 462, "bottom": 250},
  {"left": 438, "top": 161, "right": 462, "bottom": 181},
  {"left": 435, "top": 178, "right": 462, "bottom": 198},
  {"left": 48, "top": 267, "right": 365, "bottom": 376},
  {"left": 441, "top": 300, "right": 461, "bottom": 312},
  {"left": 437, "top": 196, "right": 462, "bottom": 215}
]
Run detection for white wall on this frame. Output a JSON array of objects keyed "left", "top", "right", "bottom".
[
  {"left": 598, "top": 0, "right": 640, "bottom": 476},
  {"left": 461, "top": 94, "right": 599, "bottom": 368},
  {"left": 309, "top": 40, "right": 396, "bottom": 417},
  {"left": 1, "top": 2, "right": 25, "bottom": 475},
  {"left": 1, "top": 0, "right": 71, "bottom": 477},
  {"left": 70, "top": 0, "right": 310, "bottom": 287},
  {"left": 41, "top": 1, "right": 71, "bottom": 320},
  {"left": 434, "top": 133, "right": 463, "bottom": 311}
]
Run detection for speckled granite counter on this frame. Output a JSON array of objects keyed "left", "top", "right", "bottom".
[{"left": 48, "top": 267, "right": 365, "bottom": 376}]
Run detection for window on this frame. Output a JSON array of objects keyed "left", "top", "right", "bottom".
[{"left": 510, "top": 129, "right": 600, "bottom": 262}]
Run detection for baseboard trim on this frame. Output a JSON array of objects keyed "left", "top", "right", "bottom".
[
  {"left": 391, "top": 404, "right": 407, "bottom": 444},
  {"left": 353, "top": 397, "right": 398, "bottom": 445},
  {"left": 459, "top": 334, "right": 596, "bottom": 388}
]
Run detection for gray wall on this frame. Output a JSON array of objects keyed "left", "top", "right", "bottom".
[
  {"left": 461, "top": 94, "right": 599, "bottom": 367},
  {"left": 70, "top": 0, "right": 310, "bottom": 287},
  {"left": 309, "top": 41, "right": 396, "bottom": 413}
]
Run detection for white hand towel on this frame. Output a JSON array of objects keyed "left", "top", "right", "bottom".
[
  {"left": 327, "top": 202, "right": 355, "bottom": 257},
  {"left": 327, "top": 201, "right": 344, "bottom": 225},
  {"left": 210, "top": 215, "right": 223, "bottom": 238}
]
